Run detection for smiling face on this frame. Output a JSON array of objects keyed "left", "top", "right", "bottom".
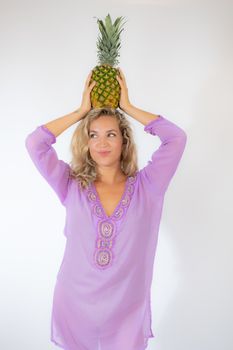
[{"left": 88, "top": 115, "right": 123, "bottom": 170}]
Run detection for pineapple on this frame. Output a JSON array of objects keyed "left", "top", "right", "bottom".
[{"left": 90, "top": 14, "right": 127, "bottom": 109}]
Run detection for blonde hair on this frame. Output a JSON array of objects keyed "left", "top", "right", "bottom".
[{"left": 69, "top": 107, "right": 139, "bottom": 190}]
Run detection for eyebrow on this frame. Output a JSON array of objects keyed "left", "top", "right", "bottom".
[{"left": 89, "top": 129, "right": 118, "bottom": 133}]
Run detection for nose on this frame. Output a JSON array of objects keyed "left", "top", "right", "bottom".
[{"left": 98, "top": 137, "right": 109, "bottom": 148}]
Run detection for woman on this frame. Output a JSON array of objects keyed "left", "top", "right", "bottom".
[{"left": 25, "top": 68, "right": 187, "bottom": 350}]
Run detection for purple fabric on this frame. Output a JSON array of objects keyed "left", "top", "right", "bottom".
[{"left": 25, "top": 115, "right": 187, "bottom": 350}]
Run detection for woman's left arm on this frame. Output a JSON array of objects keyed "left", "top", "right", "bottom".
[
  {"left": 138, "top": 114, "right": 187, "bottom": 196},
  {"left": 116, "top": 68, "right": 187, "bottom": 197},
  {"left": 124, "top": 104, "right": 187, "bottom": 196}
]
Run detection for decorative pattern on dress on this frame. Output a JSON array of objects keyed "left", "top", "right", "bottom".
[{"left": 86, "top": 174, "right": 137, "bottom": 270}]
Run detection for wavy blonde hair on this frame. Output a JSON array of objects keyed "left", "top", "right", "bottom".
[{"left": 69, "top": 107, "right": 139, "bottom": 190}]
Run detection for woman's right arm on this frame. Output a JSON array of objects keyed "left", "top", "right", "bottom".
[
  {"left": 43, "top": 108, "right": 87, "bottom": 137},
  {"left": 25, "top": 109, "right": 85, "bottom": 206},
  {"left": 43, "top": 70, "right": 96, "bottom": 137},
  {"left": 25, "top": 70, "right": 96, "bottom": 205}
]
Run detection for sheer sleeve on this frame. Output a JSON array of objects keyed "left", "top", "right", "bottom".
[
  {"left": 25, "top": 124, "right": 71, "bottom": 206},
  {"left": 139, "top": 115, "right": 187, "bottom": 198}
]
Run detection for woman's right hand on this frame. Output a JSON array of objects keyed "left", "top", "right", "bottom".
[{"left": 79, "top": 70, "right": 96, "bottom": 115}]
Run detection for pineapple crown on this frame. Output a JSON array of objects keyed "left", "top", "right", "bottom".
[{"left": 93, "top": 14, "right": 127, "bottom": 67}]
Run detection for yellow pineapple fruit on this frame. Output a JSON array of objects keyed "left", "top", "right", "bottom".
[{"left": 90, "top": 14, "right": 127, "bottom": 109}]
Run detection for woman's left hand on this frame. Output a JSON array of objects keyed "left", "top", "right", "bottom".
[{"left": 116, "top": 68, "right": 131, "bottom": 111}]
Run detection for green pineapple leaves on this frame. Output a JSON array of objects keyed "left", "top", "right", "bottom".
[{"left": 93, "top": 14, "right": 127, "bottom": 66}]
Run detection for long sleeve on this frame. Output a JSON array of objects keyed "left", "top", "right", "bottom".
[
  {"left": 139, "top": 115, "right": 187, "bottom": 198},
  {"left": 25, "top": 125, "right": 71, "bottom": 206}
]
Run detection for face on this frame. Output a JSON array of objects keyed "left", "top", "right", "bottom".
[{"left": 88, "top": 116, "right": 123, "bottom": 169}]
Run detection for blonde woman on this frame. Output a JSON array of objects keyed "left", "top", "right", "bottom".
[{"left": 25, "top": 68, "right": 187, "bottom": 350}]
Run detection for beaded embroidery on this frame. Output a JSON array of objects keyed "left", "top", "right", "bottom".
[{"left": 86, "top": 174, "right": 137, "bottom": 270}]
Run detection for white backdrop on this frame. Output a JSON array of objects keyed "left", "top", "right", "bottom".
[{"left": 1, "top": 0, "right": 232, "bottom": 349}]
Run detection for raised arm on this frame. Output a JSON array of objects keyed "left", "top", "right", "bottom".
[
  {"left": 139, "top": 115, "right": 187, "bottom": 197},
  {"left": 116, "top": 67, "right": 187, "bottom": 198},
  {"left": 25, "top": 108, "right": 89, "bottom": 206},
  {"left": 25, "top": 124, "right": 72, "bottom": 206},
  {"left": 25, "top": 71, "right": 96, "bottom": 205}
]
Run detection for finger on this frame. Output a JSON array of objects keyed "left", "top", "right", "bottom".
[
  {"left": 118, "top": 68, "right": 125, "bottom": 80},
  {"left": 120, "top": 72, "right": 126, "bottom": 83},
  {"left": 116, "top": 74, "right": 126, "bottom": 89},
  {"left": 116, "top": 72, "right": 121, "bottom": 80},
  {"left": 116, "top": 75, "right": 122, "bottom": 85},
  {"left": 117, "top": 67, "right": 121, "bottom": 75},
  {"left": 89, "top": 80, "right": 96, "bottom": 90},
  {"left": 85, "top": 71, "right": 93, "bottom": 88},
  {"left": 87, "top": 71, "right": 93, "bottom": 83}
]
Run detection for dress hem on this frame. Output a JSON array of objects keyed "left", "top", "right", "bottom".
[
  {"left": 51, "top": 336, "right": 67, "bottom": 350},
  {"left": 50, "top": 333, "right": 155, "bottom": 350},
  {"left": 143, "top": 332, "right": 155, "bottom": 349}
]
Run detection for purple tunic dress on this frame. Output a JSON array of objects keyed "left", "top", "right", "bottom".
[{"left": 25, "top": 115, "right": 187, "bottom": 350}]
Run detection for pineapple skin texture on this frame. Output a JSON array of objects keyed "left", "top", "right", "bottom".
[{"left": 90, "top": 64, "right": 121, "bottom": 109}]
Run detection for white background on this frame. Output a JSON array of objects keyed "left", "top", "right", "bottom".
[{"left": 1, "top": 0, "right": 232, "bottom": 349}]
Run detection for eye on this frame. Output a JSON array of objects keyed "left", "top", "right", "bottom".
[{"left": 89, "top": 133, "right": 116, "bottom": 138}]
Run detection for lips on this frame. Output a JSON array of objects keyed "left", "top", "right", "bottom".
[{"left": 98, "top": 151, "right": 111, "bottom": 156}]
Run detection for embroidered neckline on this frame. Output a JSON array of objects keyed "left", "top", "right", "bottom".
[
  {"left": 90, "top": 176, "right": 130, "bottom": 219},
  {"left": 86, "top": 173, "right": 138, "bottom": 270}
]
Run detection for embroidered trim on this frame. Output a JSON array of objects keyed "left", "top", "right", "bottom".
[{"left": 86, "top": 174, "right": 137, "bottom": 270}]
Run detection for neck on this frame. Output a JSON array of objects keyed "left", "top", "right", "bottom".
[{"left": 95, "top": 167, "right": 126, "bottom": 185}]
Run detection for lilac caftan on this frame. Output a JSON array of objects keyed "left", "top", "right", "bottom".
[{"left": 25, "top": 115, "right": 187, "bottom": 350}]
